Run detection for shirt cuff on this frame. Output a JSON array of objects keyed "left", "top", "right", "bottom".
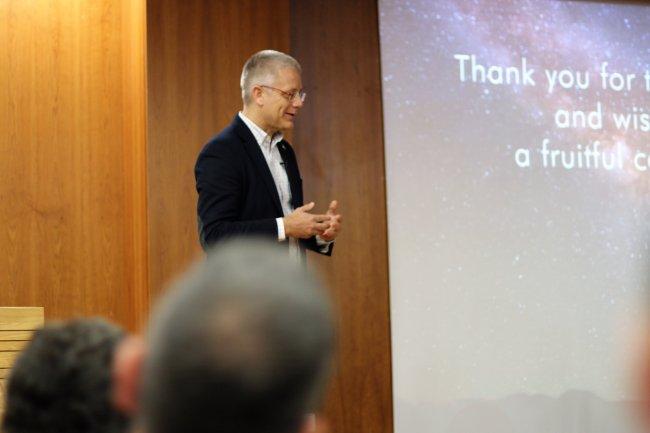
[{"left": 276, "top": 218, "right": 286, "bottom": 241}]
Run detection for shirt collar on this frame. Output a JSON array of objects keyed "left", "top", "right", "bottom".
[{"left": 238, "top": 111, "right": 284, "bottom": 150}]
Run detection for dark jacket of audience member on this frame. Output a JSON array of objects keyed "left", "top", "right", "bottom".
[
  {"left": 1, "top": 318, "right": 129, "bottom": 433},
  {"left": 140, "top": 240, "right": 335, "bottom": 433}
]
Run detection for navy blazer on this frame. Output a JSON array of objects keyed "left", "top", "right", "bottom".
[{"left": 195, "top": 115, "right": 331, "bottom": 255}]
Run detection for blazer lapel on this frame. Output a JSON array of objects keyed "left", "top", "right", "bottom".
[
  {"left": 278, "top": 141, "right": 302, "bottom": 210},
  {"left": 233, "top": 116, "right": 283, "bottom": 216}
]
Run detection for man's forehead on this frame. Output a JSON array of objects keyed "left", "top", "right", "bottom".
[{"left": 273, "top": 67, "right": 302, "bottom": 86}]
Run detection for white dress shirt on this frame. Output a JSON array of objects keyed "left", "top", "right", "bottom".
[{"left": 238, "top": 112, "right": 331, "bottom": 257}]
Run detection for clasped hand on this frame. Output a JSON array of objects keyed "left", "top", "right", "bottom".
[{"left": 284, "top": 201, "right": 342, "bottom": 241}]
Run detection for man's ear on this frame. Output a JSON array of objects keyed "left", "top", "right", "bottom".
[
  {"left": 251, "top": 85, "right": 265, "bottom": 106},
  {"left": 112, "top": 335, "right": 147, "bottom": 415}
]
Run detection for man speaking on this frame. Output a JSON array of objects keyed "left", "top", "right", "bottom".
[{"left": 195, "top": 50, "right": 342, "bottom": 257}]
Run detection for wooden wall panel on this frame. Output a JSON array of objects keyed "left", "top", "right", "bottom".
[
  {"left": 147, "top": 1, "right": 393, "bottom": 431},
  {"left": 0, "top": 0, "right": 148, "bottom": 330},
  {"left": 146, "top": 0, "right": 291, "bottom": 301},
  {"left": 290, "top": 1, "right": 394, "bottom": 432}
]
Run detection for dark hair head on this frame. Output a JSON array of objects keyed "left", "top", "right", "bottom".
[
  {"left": 142, "top": 239, "right": 335, "bottom": 433},
  {"left": 1, "top": 318, "right": 128, "bottom": 433}
]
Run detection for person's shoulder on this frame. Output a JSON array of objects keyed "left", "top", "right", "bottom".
[{"left": 198, "top": 119, "right": 243, "bottom": 158}]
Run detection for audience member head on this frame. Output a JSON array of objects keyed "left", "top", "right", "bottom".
[
  {"left": 140, "top": 239, "right": 335, "bottom": 433},
  {"left": 2, "top": 318, "right": 129, "bottom": 433}
]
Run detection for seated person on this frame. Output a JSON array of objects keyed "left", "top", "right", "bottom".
[
  {"left": 2, "top": 318, "right": 130, "bottom": 433},
  {"left": 113, "top": 239, "right": 336, "bottom": 433}
]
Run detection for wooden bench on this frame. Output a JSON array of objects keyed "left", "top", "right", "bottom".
[{"left": 0, "top": 307, "right": 45, "bottom": 405}]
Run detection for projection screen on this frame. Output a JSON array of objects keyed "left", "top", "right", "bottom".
[{"left": 380, "top": 1, "right": 650, "bottom": 433}]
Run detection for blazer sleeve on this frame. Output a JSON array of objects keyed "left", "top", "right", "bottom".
[
  {"left": 300, "top": 237, "right": 334, "bottom": 256},
  {"left": 196, "top": 147, "right": 277, "bottom": 249}
]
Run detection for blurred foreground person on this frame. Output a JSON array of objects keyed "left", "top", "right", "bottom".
[
  {"left": 113, "top": 239, "right": 335, "bottom": 433},
  {"left": 2, "top": 318, "right": 129, "bottom": 433}
]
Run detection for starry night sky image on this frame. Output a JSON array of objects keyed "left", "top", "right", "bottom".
[{"left": 380, "top": 1, "right": 650, "bottom": 432}]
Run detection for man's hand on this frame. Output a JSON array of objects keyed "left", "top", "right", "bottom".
[
  {"left": 284, "top": 202, "right": 331, "bottom": 239},
  {"left": 319, "top": 200, "right": 342, "bottom": 242}
]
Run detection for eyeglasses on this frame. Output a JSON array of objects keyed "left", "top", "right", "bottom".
[{"left": 259, "top": 85, "right": 307, "bottom": 103}]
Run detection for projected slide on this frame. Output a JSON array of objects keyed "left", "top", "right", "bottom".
[{"left": 380, "top": 1, "right": 650, "bottom": 433}]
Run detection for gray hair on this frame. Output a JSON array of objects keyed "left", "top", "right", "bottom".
[
  {"left": 142, "top": 239, "right": 334, "bottom": 433},
  {"left": 240, "top": 50, "right": 302, "bottom": 105}
]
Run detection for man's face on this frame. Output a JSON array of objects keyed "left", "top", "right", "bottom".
[{"left": 259, "top": 67, "right": 304, "bottom": 133}]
